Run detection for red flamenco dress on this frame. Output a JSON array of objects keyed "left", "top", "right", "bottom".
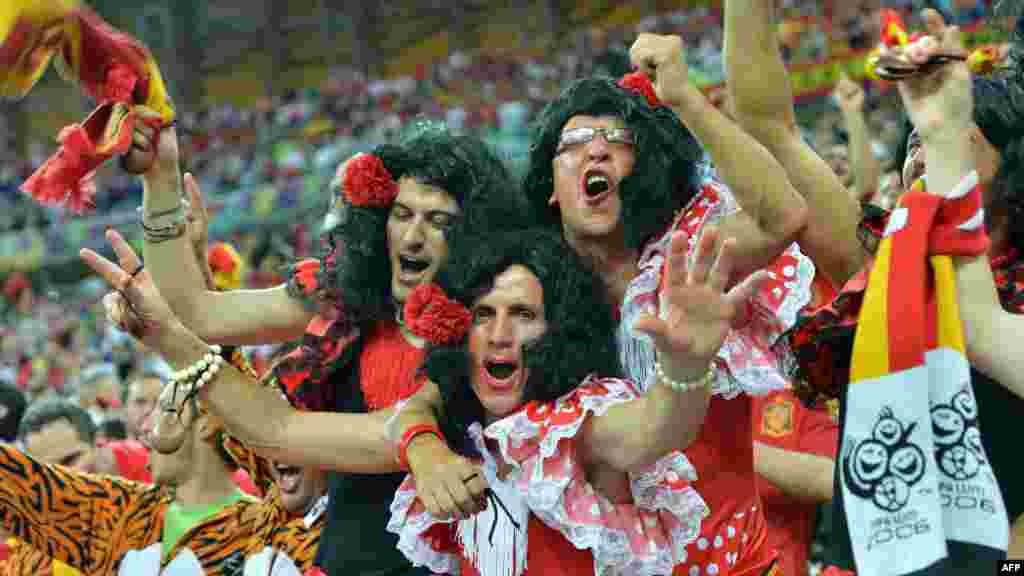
[
  {"left": 388, "top": 377, "right": 774, "bottom": 575},
  {"left": 614, "top": 178, "right": 814, "bottom": 575}
]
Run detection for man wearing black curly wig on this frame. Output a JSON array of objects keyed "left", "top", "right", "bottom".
[
  {"left": 386, "top": 226, "right": 779, "bottom": 574},
  {"left": 726, "top": 0, "right": 1024, "bottom": 570},
  {"left": 513, "top": 33, "right": 812, "bottom": 575},
  {"left": 109, "top": 120, "right": 531, "bottom": 575}
]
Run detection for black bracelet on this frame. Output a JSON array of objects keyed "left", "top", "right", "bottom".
[{"left": 146, "top": 204, "right": 183, "bottom": 220}]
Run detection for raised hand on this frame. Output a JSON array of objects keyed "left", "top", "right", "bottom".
[
  {"left": 833, "top": 72, "right": 866, "bottom": 115},
  {"left": 121, "top": 106, "right": 181, "bottom": 180},
  {"left": 895, "top": 9, "right": 972, "bottom": 141},
  {"left": 633, "top": 227, "right": 768, "bottom": 381},
  {"left": 628, "top": 33, "right": 691, "bottom": 109},
  {"left": 80, "top": 229, "right": 179, "bottom": 350}
]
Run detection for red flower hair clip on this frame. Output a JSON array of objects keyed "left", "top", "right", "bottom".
[
  {"left": 341, "top": 153, "right": 398, "bottom": 207},
  {"left": 292, "top": 258, "right": 322, "bottom": 297},
  {"left": 403, "top": 283, "right": 472, "bottom": 346},
  {"left": 618, "top": 72, "right": 662, "bottom": 108}
]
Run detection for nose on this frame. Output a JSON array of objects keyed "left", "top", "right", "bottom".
[
  {"left": 401, "top": 217, "right": 426, "bottom": 252},
  {"left": 487, "top": 312, "right": 515, "bottom": 350},
  {"left": 138, "top": 409, "right": 158, "bottom": 448},
  {"left": 584, "top": 134, "right": 611, "bottom": 163}
]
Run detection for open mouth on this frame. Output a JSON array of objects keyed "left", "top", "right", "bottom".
[
  {"left": 398, "top": 255, "right": 431, "bottom": 274},
  {"left": 582, "top": 170, "right": 613, "bottom": 204},
  {"left": 275, "top": 463, "right": 303, "bottom": 493},
  {"left": 484, "top": 359, "right": 520, "bottom": 384}
]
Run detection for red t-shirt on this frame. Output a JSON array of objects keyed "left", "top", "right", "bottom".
[
  {"left": 752, "top": 390, "right": 838, "bottom": 576},
  {"left": 105, "top": 439, "right": 152, "bottom": 483}
]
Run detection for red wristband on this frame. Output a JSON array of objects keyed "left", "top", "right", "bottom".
[{"left": 397, "top": 424, "right": 444, "bottom": 472}]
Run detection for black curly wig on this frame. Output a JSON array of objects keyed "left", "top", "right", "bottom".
[
  {"left": 522, "top": 77, "right": 705, "bottom": 251},
  {"left": 305, "top": 122, "right": 531, "bottom": 327},
  {"left": 417, "top": 228, "right": 622, "bottom": 456},
  {"left": 972, "top": 7, "right": 1024, "bottom": 256}
]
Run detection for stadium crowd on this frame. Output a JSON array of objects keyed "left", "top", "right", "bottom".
[{"left": 0, "top": 0, "right": 1011, "bottom": 574}]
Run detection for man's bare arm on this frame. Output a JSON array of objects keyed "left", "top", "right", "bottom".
[
  {"left": 725, "top": 0, "right": 865, "bottom": 286},
  {"left": 137, "top": 127, "right": 312, "bottom": 346},
  {"left": 754, "top": 442, "right": 835, "bottom": 503}
]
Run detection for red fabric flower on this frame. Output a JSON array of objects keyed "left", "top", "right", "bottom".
[
  {"left": 342, "top": 153, "right": 398, "bottom": 207},
  {"left": 618, "top": 72, "right": 661, "bottom": 107},
  {"left": 293, "top": 258, "right": 321, "bottom": 296},
  {"left": 208, "top": 242, "right": 240, "bottom": 274},
  {"left": 403, "top": 284, "right": 472, "bottom": 346}
]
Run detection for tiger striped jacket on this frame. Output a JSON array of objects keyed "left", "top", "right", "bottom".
[{"left": 0, "top": 440, "right": 324, "bottom": 575}]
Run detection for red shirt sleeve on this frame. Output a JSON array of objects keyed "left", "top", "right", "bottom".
[{"left": 797, "top": 403, "right": 839, "bottom": 460}]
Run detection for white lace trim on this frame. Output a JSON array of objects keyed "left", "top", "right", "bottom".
[
  {"left": 621, "top": 179, "right": 814, "bottom": 399},
  {"left": 485, "top": 377, "right": 709, "bottom": 576},
  {"left": 387, "top": 484, "right": 462, "bottom": 574}
]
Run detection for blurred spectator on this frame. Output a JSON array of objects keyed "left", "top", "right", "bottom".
[
  {"left": 587, "top": 27, "right": 632, "bottom": 78},
  {"left": 123, "top": 359, "right": 169, "bottom": 440},
  {"left": 0, "top": 377, "right": 26, "bottom": 443},
  {"left": 19, "top": 399, "right": 98, "bottom": 472},
  {"left": 97, "top": 417, "right": 128, "bottom": 443},
  {"left": 76, "top": 362, "right": 120, "bottom": 422},
  {"left": 2, "top": 273, "right": 32, "bottom": 316}
]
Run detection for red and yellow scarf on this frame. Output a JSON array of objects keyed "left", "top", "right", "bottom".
[
  {"left": 841, "top": 174, "right": 1008, "bottom": 574},
  {"left": 1, "top": 1, "right": 174, "bottom": 213}
]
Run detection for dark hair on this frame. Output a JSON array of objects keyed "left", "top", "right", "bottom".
[
  {"left": 523, "top": 77, "right": 704, "bottom": 250},
  {"left": 310, "top": 122, "right": 532, "bottom": 327},
  {"left": 18, "top": 398, "right": 97, "bottom": 444},
  {"left": 964, "top": 4, "right": 1024, "bottom": 253},
  {"left": 98, "top": 417, "right": 128, "bottom": 441},
  {"left": 419, "top": 228, "right": 622, "bottom": 456},
  {"left": 970, "top": 75, "right": 1024, "bottom": 254},
  {"left": 0, "top": 378, "right": 27, "bottom": 442}
]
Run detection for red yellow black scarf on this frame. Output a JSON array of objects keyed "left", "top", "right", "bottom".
[{"left": 840, "top": 173, "right": 1008, "bottom": 574}]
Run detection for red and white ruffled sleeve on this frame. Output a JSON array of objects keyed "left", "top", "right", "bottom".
[
  {"left": 485, "top": 377, "right": 709, "bottom": 575},
  {"left": 620, "top": 177, "right": 815, "bottom": 398},
  {"left": 387, "top": 475, "right": 462, "bottom": 575}
]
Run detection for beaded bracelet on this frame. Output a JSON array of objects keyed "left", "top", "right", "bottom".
[
  {"left": 171, "top": 345, "right": 227, "bottom": 397},
  {"left": 654, "top": 360, "right": 714, "bottom": 393}
]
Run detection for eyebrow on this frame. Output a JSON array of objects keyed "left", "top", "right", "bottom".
[
  {"left": 57, "top": 450, "right": 82, "bottom": 467},
  {"left": 393, "top": 202, "right": 458, "bottom": 218},
  {"left": 508, "top": 304, "right": 538, "bottom": 315}
]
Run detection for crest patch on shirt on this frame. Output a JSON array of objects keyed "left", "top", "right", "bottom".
[{"left": 761, "top": 397, "right": 795, "bottom": 437}]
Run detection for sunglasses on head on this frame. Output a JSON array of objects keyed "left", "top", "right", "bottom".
[{"left": 556, "top": 127, "right": 634, "bottom": 154}]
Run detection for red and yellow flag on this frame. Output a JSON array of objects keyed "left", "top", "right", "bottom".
[
  {"left": 879, "top": 9, "right": 910, "bottom": 48},
  {"left": 1, "top": 1, "right": 174, "bottom": 213}
]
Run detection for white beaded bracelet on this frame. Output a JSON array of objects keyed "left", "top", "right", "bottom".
[
  {"left": 170, "top": 345, "right": 226, "bottom": 395},
  {"left": 654, "top": 360, "right": 714, "bottom": 393}
]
